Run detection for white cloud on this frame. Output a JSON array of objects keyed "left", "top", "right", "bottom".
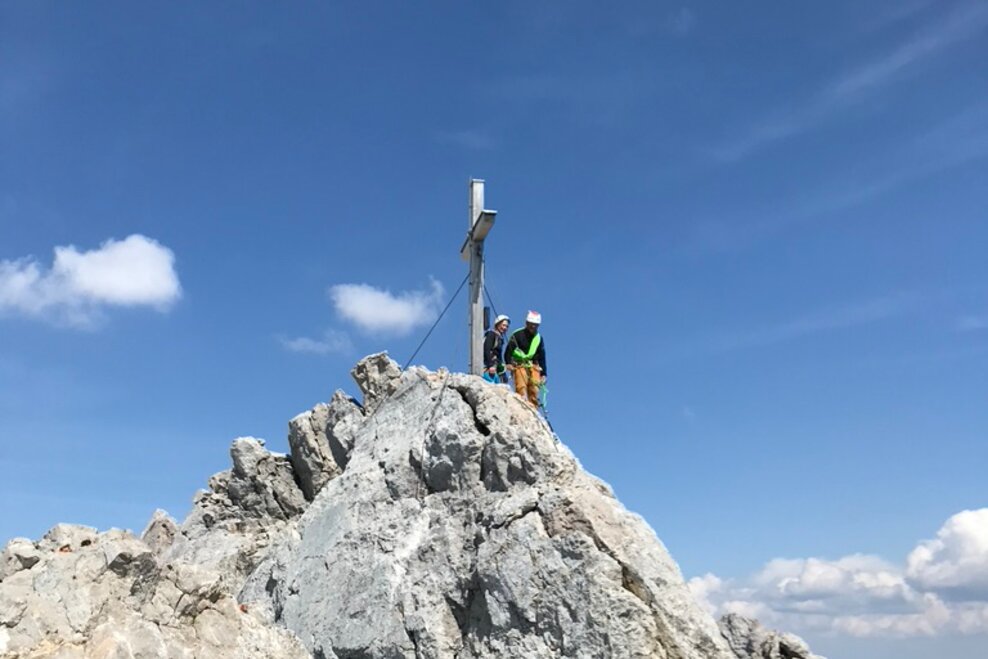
[
  {"left": 684, "top": 103, "right": 988, "bottom": 255},
  {"left": 711, "top": 3, "right": 988, "bottom": 162},
  {"left": 690, "top": 292, "right": 920, "bottom": 356},
  {"left": 906, "top": 509, "right": 988, "bottom": 600},
  {"left": 279, "top": 329, "right": 353, "bottom": 356},
  {"left": 0, "top": 234, "right": 181, "bottom": 327},
  {"left": 687, "top": 573, "right": 722, "bottom": 615},
  {"left": 690, "top": 509, "right": 988, "bottom": 638},
  {"left": 329, "top": 278, "right": 444, "bottom": 337},
  {"left": 656, "top": 292, "right": 922, "bottom": 364}
]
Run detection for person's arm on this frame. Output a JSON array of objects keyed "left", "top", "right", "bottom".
[
  {"left": 483, "top": 332, "right": 497, "bottom": 369},
  {"left": 504, "top": 332, "right": 518, "bottom": 366},
  {"left": 536, "top": 338, "right": 546, "bottom": 377}
]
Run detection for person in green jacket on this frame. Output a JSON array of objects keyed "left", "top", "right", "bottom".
[{"left": 505, "top": 310, "right": 546, "bottom": 408}]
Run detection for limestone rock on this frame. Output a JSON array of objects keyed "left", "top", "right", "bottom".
[
  {"left": 163, "top": 437, "right": 307, "bottom": 592},
  {"left": 0, "top": 538, "right": 41, "bottom": 581},
  {"left": 141, "top": 509, "right": 178, "bottom": 555},
  {"left": 0, "top": 526, "right": 309, "bottom": 659},
  {"left": 350, "top": 351, "right": 401, "bottom": 414},
  {"left": 324, "top": 389, "right": 364, "bottom": 467},
  {"left": 37, "top": 524, "right": 98, "bottom": 554},
  {"left": 719, "top": 613, "right": 824, "bottom": 659},
  {"left": 242, "top": 369, "right": 736, "bottom": 658},
  {"left": 1, "top": 356, "right": 823, "bottom": 659},
  {"left": 287, "top": 390, "right": 363, "bottom": 501}
]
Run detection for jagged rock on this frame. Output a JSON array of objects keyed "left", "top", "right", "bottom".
[
  {"left": 350, "top": 351, "right": 401, "bottom": 414},
  {"left": 0, "top": 357, "right": 823, "bottom": 659},
  {"left": 0, "top": 538, "right": 41, "bottom": 581},
  {"left": 719, "top": 613, "right": 824, "bottom": 659},
  {"left": 227, "top": 437, "right": 306, "bottom": 520},
  {"left": 163, "top": 437, "right": 307, "bottom": 593},
  {"left": 288, "top": 390, "right": 363, "bottom": 501},
  {"left": 141, "top": 509, "right": 178, "bottom": 555},
  {"left": 242, "top": 369, "right": 736, "bottom": 658},
  {"left": 0, "top": 527, "right": 309, "bottom": 659},
  {"left": 324, "top": 389, "right": 364, "bottom": 467},
  {"left": 37, "top": 524, "right": 98, "bottom": 554}
]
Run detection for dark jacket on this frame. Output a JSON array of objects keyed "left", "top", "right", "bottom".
[
  {"left": 505, "top": 327, "right": 546, "bottom": 376},
  {"left": 483, "top": 329, "right": 506, "bottom": 370}
]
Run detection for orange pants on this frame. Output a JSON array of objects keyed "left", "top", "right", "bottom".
[{"left": 510, "top": 364, "right": 542, "bottom": 408}]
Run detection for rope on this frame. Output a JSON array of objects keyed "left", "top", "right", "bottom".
[
  {"left": 402, "top": 273, "right": 469, "bottom": 371},
  {"left": 538, "top": 382, "right": 556, "bottom": 434},
  {"left": 484, "top": 283, "right": 499, "bottom": 320}
]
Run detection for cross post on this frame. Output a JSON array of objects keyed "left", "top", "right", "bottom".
[{"left": 460, "top": 179, "right": 497, "bottom": 375}]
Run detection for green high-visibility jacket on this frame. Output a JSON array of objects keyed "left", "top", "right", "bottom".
[{"left": 505, "top": 327, "right": 546, "bottom": 376}]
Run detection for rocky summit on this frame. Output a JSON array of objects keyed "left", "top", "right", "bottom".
[{"left": 0, "top": 353, "right": 823, "bottom": 659}]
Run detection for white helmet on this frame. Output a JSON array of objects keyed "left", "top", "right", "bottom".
[
  {"left": 525, "top": 310, "right": 542, "bottom": 324},
  {"left": 493, "top": 314, "right": 510, "bottom": 327}
]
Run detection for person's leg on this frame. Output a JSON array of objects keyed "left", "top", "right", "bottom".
[
  {"left": 511, "top": 365, "right": 528, "bottom": 399},
  {"left": 527, "top": 367, "right": 541, "bottom": 407}
]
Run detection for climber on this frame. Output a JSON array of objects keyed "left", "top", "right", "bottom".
[
  {"left": 483, "top": 314, "right": 511, "bottom": 383},
  {"left": 505, "top": 310, "right": 546, "bottom": 408}
]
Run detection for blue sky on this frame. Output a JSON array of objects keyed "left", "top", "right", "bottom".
[{"left": 1, "top": 2, "right": 986, "bottom": 657}]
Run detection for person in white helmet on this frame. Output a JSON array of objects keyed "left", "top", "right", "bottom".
[
  {"left": 505, "top": 310, "right": 546, "bottom": 407},
  {"left": 483, "top": 314, "right": 511, "bottom": 383}
]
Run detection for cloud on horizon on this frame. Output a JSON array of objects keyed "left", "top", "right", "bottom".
[
  {"left": 329, "top": 278, "right": 445, "bottom": 337},
  {"left": 0, "top": 234, "right": 181, "bottom": 328},
  {"left": 690, "top": 508, "right": 988, "bottom": 638}
]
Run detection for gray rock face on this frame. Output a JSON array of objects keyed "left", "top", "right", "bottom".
[
  {"left": 141, "top": 509, "right": 178, "bottom": 555},
  {"left": 241, "top": 367, "right": 736, "bottom": 659},
  {"left": 163, "top": 437, "right": 308, "bottom": 594},
  {"left": 1, "top": 353, "right": 821, "bottom": 659},
  {"left": 0, "top": 526, "right": 308, "bottom": 658},
  {"left": 288, "top": 390, "right": 364, "bottom": 501},
  {"left": 227, "top": 437, "right": 307, "bottom": 521},
  {"left": 0, "top": 539, "right": 42, "bottom": 581},
  {"left": 719, "top": 613, "right": 824, "bottom": 659},
  {"left": 350, "top": 351, "right": 402, "bottom": 414}
]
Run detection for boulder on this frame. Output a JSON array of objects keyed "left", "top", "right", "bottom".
[
  {"left": 350, "top": 351, "right": 402, "bottom": 414},
  {"left": 719, "top": 613, "right": 824, "bottom": 659},
  {"left": 287, "top": 390, "right": 363, "bottom": 501},
  {"left": 0, "top": 538, "right": 41, "bottom": 581},
  {"left": 141, "top": 509, "right": 178, "bottom": 555}
]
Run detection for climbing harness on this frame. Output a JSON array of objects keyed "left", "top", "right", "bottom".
[{"left": 510, "top": 329, "right": 541, "bottom": 363}]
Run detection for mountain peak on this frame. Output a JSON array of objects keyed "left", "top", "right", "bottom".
[{"left": 0, "top": 354, "right": 822, "bottom": 658}]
